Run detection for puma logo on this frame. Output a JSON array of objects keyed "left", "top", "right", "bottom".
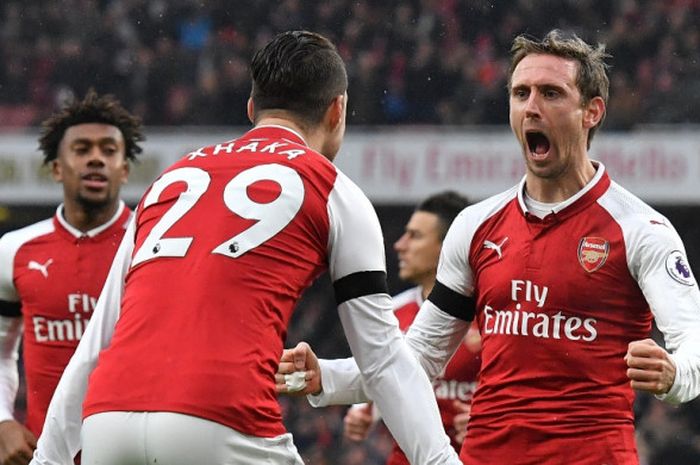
[
  {"left": 483, "top": 237, "right": 508, "bottom": 259},
  {"left": 28, "top": 259, "right": 53, "bottom": 278}
]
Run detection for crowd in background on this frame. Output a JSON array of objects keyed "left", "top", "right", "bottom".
[
  {"left": 2, "top": 0, "right": 700, "bottom": 464},
  {"left": 1, "top": 0, "right": 699, "bottom": 128}
]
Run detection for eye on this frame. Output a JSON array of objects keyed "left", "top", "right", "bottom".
[
  {"left": 543, "top": 89, "right": 560, "bottom": 99},
  {"left": 102, "top": 146, "right": 118, "bottom": 156},
  {"left": 513, "top": 88, "right": 528, "bottom": 99}
]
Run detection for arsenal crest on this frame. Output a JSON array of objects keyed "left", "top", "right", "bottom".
[{"left": 578, "top": 237, "right": 609, "bottom": 273}]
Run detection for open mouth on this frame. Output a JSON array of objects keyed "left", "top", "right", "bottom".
[
  {"left": 526, "top": 131, "right": 550, "bottom": 160},
  {"left": 82, "top": 173, "right": 108, "bottom": 189}
]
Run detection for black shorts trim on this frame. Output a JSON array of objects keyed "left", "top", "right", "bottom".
[
  {"left": 334, "top": 271, "right": 388, "bottom": 305},
  {"left": 0, "top": 300, "right": 21, "bottom": 317},
  {"left": 427, "top": 281, "right": 475, "bottom": 321}
]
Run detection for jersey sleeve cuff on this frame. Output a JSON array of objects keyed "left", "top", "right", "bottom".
[
  {"left": 655, "top": 351, "right": 699, "bottom": 404},
  {"left": 307, "top": 358, "right": 369, "bottom": 407}
]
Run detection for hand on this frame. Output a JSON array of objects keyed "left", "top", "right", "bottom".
[
  {"left": 625, "top": 338, "right": 676, "bottom": 395},
  {"left": 0, "top": 420, "right": 37, "bottom": 465},
  {"left": 452, "top": 400, "right": 471, "bottom": 445},
  {"left": 343, "top": 403, "right": 374, "bottom": 442},
  {"left": 275, "top": 341, "right": 322, "bottom": 396}
]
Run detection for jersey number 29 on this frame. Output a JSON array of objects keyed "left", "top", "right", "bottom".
[{"left": 131, "top": 164, "right": 304, "bottom": 266}]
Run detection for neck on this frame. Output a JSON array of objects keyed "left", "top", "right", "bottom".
[
  {"left": 255, "top": 117, "right": 326, "bottom": 157},
  {"left": 525, "top": 157, "right": 596, "bottom": 203},
  {"left": 420, "top": 279, "right": 436, "bottom": 301},
  {"left": 62, "top": 200, "right": 120, "bottom": 233}
]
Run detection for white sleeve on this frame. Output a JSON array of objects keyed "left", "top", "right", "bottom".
[
  {"left": 30, "top": 218, "right": 135, "bottom": 465},
  {"left": 307, "top": 357, "right": 368, "bottom": 407},
  {"left": 0, "top": 316, "right": 22, "bottom": 422},
  {"left": 310, "top": 205, "right": 472, "bottom": 403},
  {"left": 434, "top": 210, "right": 475, "bottom": 300},
  {"left": 399, "top": 210, "right": 474, "bottom": 379},
  {"left": 631, "top": 221, "right": 700, "bottom": 404},
  {"left": 308, "top": 301, "right": 470, "bottom": 407},
  {"left": 324, "top": 172, "right": 461, "bottom": 465},
  {"left": 404, "top": 302, "right": 470, "bottom": 381},
  {"left": 0, "top": 230, "right": 29, "bottom": 422},
  {"left": 0, "top": 233, "right": 20, "bottom": 304}
]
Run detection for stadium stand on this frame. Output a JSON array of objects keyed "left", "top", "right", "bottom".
[{"left": 0, "top": 0, "right": 699, "bottom": 127}]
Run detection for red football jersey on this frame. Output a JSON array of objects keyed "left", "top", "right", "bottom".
[
  {"left": 81, "top": 126, "right": 391, "bottom": 438},
  {"left": 28, "top": 127, "right": 479, "bottom": 465},
  {"left": 388, "top": 287, "right": 480, "bottom": 465},
  {"left": 0, "top": 204, "right": 131, "bottom": 436},
  {"left": 431, "top": 164, "right": 700, "bottom": 464}
]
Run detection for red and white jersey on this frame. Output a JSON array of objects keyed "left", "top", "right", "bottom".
[
  {"left": 33, "top": 126, "right": 461, "bottom": 465},
  {"left": 0, "top": 203, "right": 131, "bottom": 436},
  {"left": 389, "top": 287, "right": 480, "bottom": 465},
  {"left": 430, "top": 163, "right": 700, "bottom": 464}
]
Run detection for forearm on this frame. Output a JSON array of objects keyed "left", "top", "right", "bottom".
[
  {"left": 339, "top": 294, "right": 460, "bottom": 465},
  {"left": 307, "top": 357, "right": 368, "bottom": 407},
  {"left": 657, "top": 335, "right": 700, "bottom": 404},
  {"left": 405, "top": 301, "right": 470, "bottom": 381},
  {"left": 309, "top": 303, "right": 469, "bottom": 407},
  {"left": 632, "top": 220, "right": 700, "bottom": 404},
  {"left": 644, "top": 271, "right": 700, "bottom": 404},
  {"left": 0, "top": 316, "right": 21, "bottom": 422}
]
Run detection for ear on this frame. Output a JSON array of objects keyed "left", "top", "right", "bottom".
[
  {"left": 583, "top": 96, "right": 605, "bottom": 129},
  {"left": 324, "top": 94, "right": 346, "bottom": 131},
  {"left": 50, "top": 159, "right": 62, "bottom": 183},
  {"left": 247, "top": 97, "right": 255, "bottom": 124}
]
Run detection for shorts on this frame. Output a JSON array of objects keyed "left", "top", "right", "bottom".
[{"left": 81, "top": 411, "right": 304, "bottom": 465}]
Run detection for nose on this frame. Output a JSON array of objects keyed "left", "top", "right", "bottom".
[
  {"left": 524, "top": 93, "right": 541, "bottom": 119},
  {"left": 86, "top": 146, "right": 106, "bottom": 166},
  {"left": 394, "top": 234, "right": 407, "bottom": 252}
]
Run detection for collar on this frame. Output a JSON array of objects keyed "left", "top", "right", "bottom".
[
  {"left": 244, "top": 125, "right": 308, "bottom": 147},
  {"left": 55, "top": 200, "right": 126, "bottom": 238},
  {"left": 516, "top": 161, "right": 611, "bottom": 222}
]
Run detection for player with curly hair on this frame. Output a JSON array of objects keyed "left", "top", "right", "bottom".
[{"left": 0, "top": 90, "right": 144, "bottom": 465}]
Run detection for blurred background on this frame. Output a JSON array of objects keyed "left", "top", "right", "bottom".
[{"left": 1, "top": 1, "right": 699, "bottom": 464}]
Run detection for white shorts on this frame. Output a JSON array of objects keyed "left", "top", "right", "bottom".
[{"left": 81, "top": 411, "right": 305, "bottom": 465}]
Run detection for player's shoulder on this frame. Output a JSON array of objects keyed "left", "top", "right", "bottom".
[
  {"left": 326, "top": 167, "right": 381, "bottom": 244},
  {"left": 331, "top": 167, "right": 364, "bottom": 197},
  {"left": 597, "top": 180, "right": 675, "bottom": 236},
  {"left": 451, "top": 185, "right": 519, "bottom": 232},
  {"left": 0, "top": 218, "right": 55, "bottom": 253}
]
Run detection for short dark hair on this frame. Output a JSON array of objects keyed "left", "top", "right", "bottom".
[
  {"left": 416, "top": 191, "right": 470, "bottom": 240},
  {"left": 38, "top": 89, "right": 145, "bottom": 165},
  {"left": 250, "top": 30, "right": 348, "bottom": 127},
  {"left": 508, "top": 29, "right": 610, "bottom": 149}
]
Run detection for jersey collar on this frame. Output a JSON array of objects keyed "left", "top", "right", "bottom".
[
  {"left": 55, "top": 200, "right": 127, "bottom": 238},
  {"left": 516, "top": 161, "right": 611, "bottom": 222},
  {"left": 245, "top": 125, "right": 308, "bottom": 147}
]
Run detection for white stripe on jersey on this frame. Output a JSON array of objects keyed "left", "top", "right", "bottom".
[
  {"left": 0, "top": 218, "right": 54, "bottom": 302},
  {"left": 598, "top": 180, "right": 700, "bottom": 404},
  {"left": 326, "top": 169, "right": 386, "bottom": 282},
  {"left": 437, "top": 185, "right": 517, "bottom": 299}
]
